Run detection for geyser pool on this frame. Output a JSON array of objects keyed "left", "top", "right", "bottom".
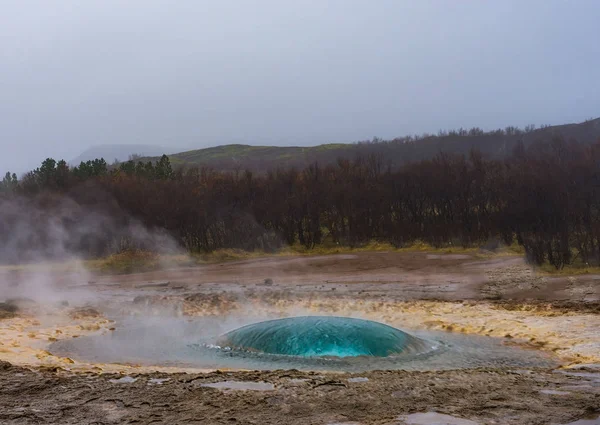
[
  {"left": 218, "top": 316, "right": 428, "bottom": 357},
  {"left": 50, "top": 315, "right": 558, "bottom": 372}
]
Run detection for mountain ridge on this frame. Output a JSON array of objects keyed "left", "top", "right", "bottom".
[
  {"left": 69, "top": 144, "right": 186, "bottom": 166},
  {"left": 76, "top": 117, "right": 600, "bottom": 172}
]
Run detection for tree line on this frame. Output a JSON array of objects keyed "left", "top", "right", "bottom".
[{"left": 2, "top": 139, "right": 600, "bottom": 269}]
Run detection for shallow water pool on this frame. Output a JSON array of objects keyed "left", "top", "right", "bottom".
[{"left": 50, "top": 315, "right": 557, "bottom": 372}]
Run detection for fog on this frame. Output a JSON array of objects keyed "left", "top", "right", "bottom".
[
  {"left": 1, "top": 0, "right": 600, "bottom": 174},
  {"left": 0, "top": 190, "right": 182, "bottom": 306}
]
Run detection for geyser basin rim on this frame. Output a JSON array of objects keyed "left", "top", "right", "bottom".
[
  {"left": 217, "top": 316, "right": 430, "bottom": 358},
  {"left": 49, "top": 315, "right": 559, "bottom": 372}
]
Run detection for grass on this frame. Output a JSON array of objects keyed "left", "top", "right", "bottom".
[
  {"left": 0, "top": 259, "right": 90, "bottom": 273},
  {"left": 7, "top": 237, "right": 600, "bottom": 277},
  {"left": 139, "top": 143, "right": 355, "bottom": 169},
  {"left": 201, "top": 239, "right": 508, "bottom": 260},
  {"left": 537, "top": 264, "right": 600, "bottom": 276},
  {"left": 281, "top": 240, "right": 482, "bottom": 255},
  {"left": 171, "top": 145, "right": 304, "bottom": 164},
  {"left": 0, "top": 239, "right": 527, "bottom": 276},
  {"left": 86, "top": 249, "right": 278, "bottom": 274},
  {"left": 78, "top": 242, "right": 600, "bottom": 277},
  {"left": 536, "top": 254, "right": 600, "bottom": 275},
  {"left": 314, "top": 143, "right": 349, "bottom": 152},
  {"left": 505, "top": 241, "right": 526, "bottom": 255},
  {"left": 81, "top": 241, "right": 488, "bottom": 275},
  {"left": 86, "top": 250, "right": 163, "bottom": 274}
]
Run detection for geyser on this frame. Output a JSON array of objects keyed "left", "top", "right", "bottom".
[
  {"left": 51, "top": 315, "right": 558, "bottom": 372},
  {"left": 218, "top": 316, "right": 428, "bottom": 357}
]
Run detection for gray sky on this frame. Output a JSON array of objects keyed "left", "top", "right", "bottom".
[{"left": 1, "top": 0, "right": 599, "bottom": 174}]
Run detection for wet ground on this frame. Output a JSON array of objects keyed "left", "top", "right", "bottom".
[
  {"left": 48, "top": 316, "right": 558, "bottom": 372},
  {"left": 1, "top": 360, "right": 599, "bottom": 425},
  {"left": 1, "top": 251, "right": 600, "bottom": 424}
]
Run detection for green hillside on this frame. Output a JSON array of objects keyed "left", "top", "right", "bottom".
[
  {"left": 143, "top": 143, "right": 355, "bottom": 171},
  {"left": 139, "top": 118, "right": 600, "bottom": 172}
]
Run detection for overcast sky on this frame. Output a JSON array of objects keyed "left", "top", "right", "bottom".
[{"left": 1, "top": 0, "right": 600, "bottom": 173}]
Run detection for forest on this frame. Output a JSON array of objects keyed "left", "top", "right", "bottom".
[{"left": 1, "top": 135, "right": 600, "bottom": 269}]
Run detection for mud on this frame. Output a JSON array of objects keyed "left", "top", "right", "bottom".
[
  {"left": 1, "top": 252, "right": 600, "bottom": 424},
  {"left": 0, "top": 361, "right": 598, "bottom": 425}
]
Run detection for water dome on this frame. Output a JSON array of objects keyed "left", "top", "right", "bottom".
[{"left": 218, "top": 316, "right": 428, "bottom": 358}]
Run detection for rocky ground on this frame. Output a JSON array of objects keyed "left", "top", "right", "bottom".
[
  {"left": 1, "top": 251, "right": 599, "bottom": 424},
  {"left": 1, "top": 360, "right": 599, "bottom": 425}
]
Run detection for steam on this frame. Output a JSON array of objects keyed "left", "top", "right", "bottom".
[{"left": 0, "top": 191, "right": 182, "bottom": 306}]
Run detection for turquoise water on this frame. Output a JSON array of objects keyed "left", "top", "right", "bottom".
[
  {"left": 50, "top": 315, "right": 558, "bottom": 372},
  {"left": 219, "top": 316, "right": 428, "bottom": 357}
]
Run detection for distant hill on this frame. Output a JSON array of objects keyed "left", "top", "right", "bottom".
[
  {"left": 70, "top": 144, "right": 183, "bottom": 166},
  {"left": 159, "top": 143, "right": 356, "bottom": 170},
  {"left": 135, "top": 117, "right": 600, "bottom": 172}
]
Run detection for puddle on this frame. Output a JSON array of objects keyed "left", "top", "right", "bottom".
[
  {"left": 565, "top": 373, "right": 600, "bottom": 380},
  {"left": 200, "top": 381, "right": 275, "bottom": 391},
  {"left": 148, "top": 378, "right": 170, "bottom": 385},
  {"left": 109, "top": 376, "right": 137, "bottom": 384},
  {"left": 398, "top": 412, "right": 479, "bottom": 425},
  {"left": 556, "top": 371, "right": 600, "bottom": 385},
  {"left": 561, "top": 384, "right": 598, "bottom": 391},
  {"left": 287, "top": 378, "right": 309, "bottom": 386},
  {"left": 540, "top": 389, "right": 571, "bottom": 395},
  {"left": 327, "top": 422, "right": 362, "bottom": 425},
  {"left": 559, "top": 418, "right": 600, "bottom": 425},
  {"left": 348, "top": 377, "right": 369, "bottom": 383}
]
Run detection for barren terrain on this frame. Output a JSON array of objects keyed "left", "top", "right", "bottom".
[{"left": 1, "top": 252, "right": 599, "bottom": 424}]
